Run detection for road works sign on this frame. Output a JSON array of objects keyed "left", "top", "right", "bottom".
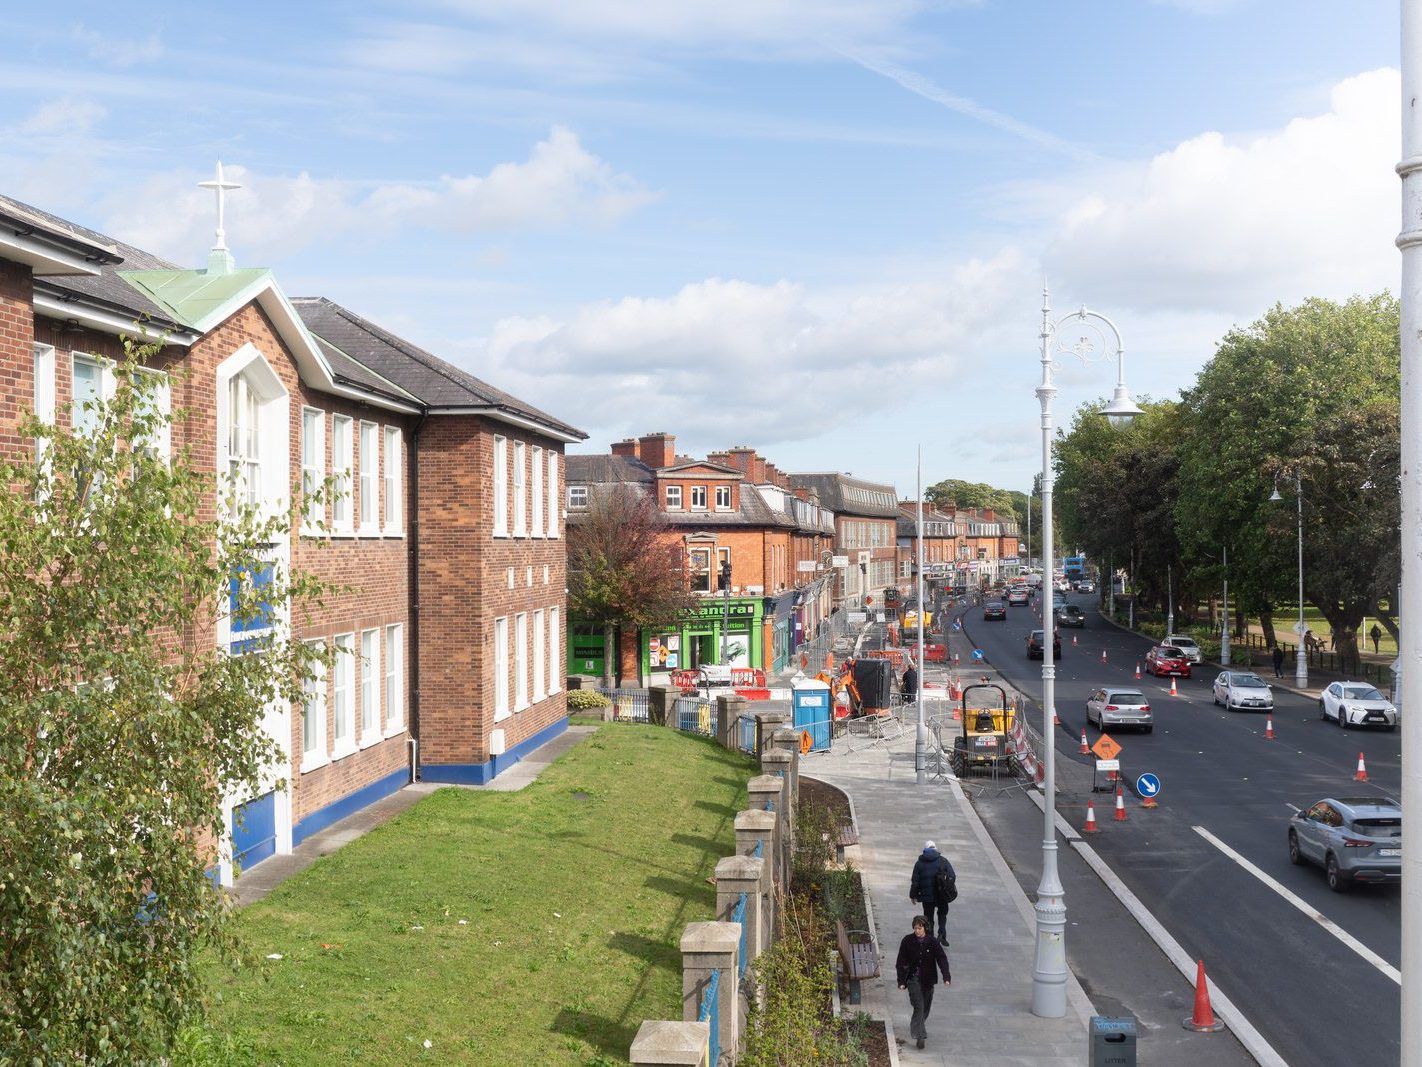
[{"left": 1091, "top": 734, "right": 1121, "bottom": 761}]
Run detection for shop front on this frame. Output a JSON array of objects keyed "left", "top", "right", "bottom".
[{"left": 641, "top": 597, "right": 764, "bottom": 683}]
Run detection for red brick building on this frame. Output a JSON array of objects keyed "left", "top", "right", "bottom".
[
  {"left": 0, "top": 192, "right": 582, "bottom": 884},
  {"left": 788, "top": 473, "right": 900, "bottom": 612}
]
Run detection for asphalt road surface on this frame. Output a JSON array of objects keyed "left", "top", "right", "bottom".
[{"left": 954, "top": 588, "right": 1401, "bottom": 1067}]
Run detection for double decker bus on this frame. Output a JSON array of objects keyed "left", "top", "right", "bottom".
[{"left": 1063, "top": 555, "right": 1087, "bottom": 582}]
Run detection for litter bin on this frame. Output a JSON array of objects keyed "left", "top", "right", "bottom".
[{"left": 1089, "top": 1015, "right": 1137, "bottom": 1066}]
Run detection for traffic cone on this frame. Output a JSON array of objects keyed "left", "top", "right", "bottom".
[
  {"left": 1080, "top": 729, "right": 1090, "bottom": 754},
  {"left": 1134, "top": 662, "right": 1142, "bottom": 680},
  {"left": 1101, "top": 648, "right": 1108, "bottom": 663},
  {"left": 1264, "top": 717, "right": 1275, "bottom": 740},
  {"left": 1354, "top": 751, "right": 1369, "bottom": 782},
  {"left": 1169, "top": 677, "right": 1178, "bottom": 697},
  {"left": 1182, "top": 960, "right": 1226, "bottom": 1032},
  {"left": 1113, "top": 785, "right": 1128, "bottom": 821},
  {"left": 1053, "top": 707, "right": 1061, "bottom": 726},
  {"left": 1141, "top": 790, "right": 1158, "bottom": 809},
  {"left": 1082, "top": 800, "right": 1100, "bottom": 833},
  {"left": 1072, "top": 633, "right": 1078, "bottom": 646}
]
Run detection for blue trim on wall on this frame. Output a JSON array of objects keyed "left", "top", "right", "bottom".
[
  {"left": 420, "top": 718, "right": 567, "bottom": 786},
  {"left": 292, "top": 766, "right": 409, "bottom": 848}
]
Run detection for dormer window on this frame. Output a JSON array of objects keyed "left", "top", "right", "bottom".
[
  {"left": 666, "top": 485, "right": 682, "bottom": 509},
  {"left": 715, "top": 485, "right": 731, "bottom": 510},
  {"left": 690, "top": 485, "right": 707, "bottom": 510}
]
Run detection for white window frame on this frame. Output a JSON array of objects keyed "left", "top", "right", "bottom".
[
  {"left": 383, "top": 426, "right": 402, "bottom": 534},
  {"left": 494, "top": 616, "right": 510, "bottom": 720},
  {"left": 547, "top": 451, "right": 559, "bottom": 537},
  {"left": 567, "top": 485, "right": 587, "bottom": 509},
  {"left": 715, "top": 485, "right": 731, "bottom": 510},
  {"left": 513, "top": 440, "right": 526, "bottom": 536},
  {"left": 493, "top": 435, "right": 508, "bottom": 537},
  {"left": 384, "top": 623, "right": 404, "bottom": 736},
  {"left": 533, "top": 608, "right": 545, "bottom": 702},
  {"left": 548, "top": 607, "right": 561, "bottom": 694},
  {"left": 332, "top": 633, "right": 355, "bottom": 759},
  {"left": 332, "top": 415, "right": 353, "bottom": 534},
  {"left": 300, "top": 639, "right": 328, "bottom": 772},
  {"left": 359, "top": 627, "right": 380, "bottom": 746},
  {"left": 33, "top": 343, "right": 55, "bottom": 479},
  {"left": 71, "top": 352, "right": 110, "bottom": 438},
  {"left": 301, "top": 407, "right": 324, "bottom": 535},
  {"left": 531, "top": 445, "right": 544, "bottom": 538},
  {"left": 227, "top": 372, "right": 261, "bottom": 510},
  {"left": 690, "top": 485, "right": 707, "bottom": 511},
  {"left": 359, "top": 421, "right": 378, "bottom": 534},
  {"left": 666, "top": 485, "right": 683, "bottom": 510},
  {"left": 514, "top": 611, "right": 529, "bottom": 710},
  {"left": 131, "top": 366, "right": 170, "bottom": 463}
]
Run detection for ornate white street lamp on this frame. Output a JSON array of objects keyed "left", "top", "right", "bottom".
[{"left": 1032, "top": 287, "right": 1140, "bottom": 1018}]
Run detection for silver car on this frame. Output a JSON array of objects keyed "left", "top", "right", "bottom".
[
  {"left": 1164, "top": 634, "right": 1203, "bottom": 664},
  {"left": 1086, "top": 686, "right": 1153, "bottom": 733},
  {"left": 1319, "top": 681, "right": 1399, "bottom": 731},
  {"left": 1288, "top": 796, "right": 1402, "bottom": 891},
  {"left": 1212, "top": 671, "right": 1274, "bottom": 712}
]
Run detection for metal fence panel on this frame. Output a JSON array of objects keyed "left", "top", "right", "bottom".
[
  {"left": 598, "top": 688, "right": 649, "bottom": 723},
  {"left": 674, "top": 696, "right": 714, "bottom": 737}
]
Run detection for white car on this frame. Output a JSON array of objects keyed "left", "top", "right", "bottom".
[
  {"left": 1320, "top": 682, "right": 1398, "bottom": 731},
  {"left": 1164, "top": 634, "right": 1203, "bottom": 664},
  {"left": 1212, "top": 671, "right": 1273, "bottom": 711}
]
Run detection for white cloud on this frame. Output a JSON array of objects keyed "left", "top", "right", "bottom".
[
  {"left": 16, "top": 98, "right": 107, "bottom": 136},
  {"left": 100, "top": 127, "right": 655, "bottom": 265},
  {"left": 1041, "top": 68, "right": 1400, "bottom": 316},
  {"left": 70, "top": 22, "right": 163, "bottom": 68}
]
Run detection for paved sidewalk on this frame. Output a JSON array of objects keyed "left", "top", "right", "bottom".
[
  {"left": 231, "top": 724, "right": 596, "bottom": 906},
  {"left": 803, "top": 728, "right": 1096, "bottom": 1066}
]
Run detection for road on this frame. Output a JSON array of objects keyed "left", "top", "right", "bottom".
[{"left": 952, "top": 588, "right": 1401, "bottom": 1067}]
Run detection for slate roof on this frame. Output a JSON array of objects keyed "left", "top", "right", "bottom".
[
  {"left": 565, "top": 454, "right": 794, "bottom": 528},
  {"left": 292, "top": 297, "right": 584, "bottom": 439},
  {"left": 790, "top": 473, "right": 899, "bottom": 518},
  {"left": 565, "top": 454, "right": 655, "bottom": 486}
]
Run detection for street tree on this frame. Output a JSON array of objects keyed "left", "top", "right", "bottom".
[
  {"left": 0, "top": 343, "right": 326, "bottom": 1061},
  {"left": 1175, "top": 294, "right": 1400, "bottom": 657},
  {"left": 924, "top": 478, "right": 1018, "bottom": 517},
  {"left": 566, "top": 483, "right": 698, "bottom": 688}
]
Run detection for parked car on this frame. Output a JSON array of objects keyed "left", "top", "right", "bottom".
[
  {"left": 1085, "top": 687, "right": 1153, "bottom": 732},
  {"left": 1056, "top": 605, "right": 1086, "bottom": 628},
  {"left": 1319, "top": 682, "right": 1399, "bottom": 731},
  {"left": 1212, "top": 671, "right": 1273, "bottom": 711},
  {"left": 1007, "top": 587, "right": 1030, "bottom": 605},
  {"left": 1163, "top": 634, "right": 1203, "bottom": 664},
  {"left": 1288, "top": 796, "right": 1402, "bottom": 891},
  {"left": 1026, "top": 629, "right": 1061, "bottom": 659},
  {"left": 1145, "top": 644, "right": 1191, "bottom": 678},
  {"left": 982, "top": 600, "right": 1007, "bottom": 621}
]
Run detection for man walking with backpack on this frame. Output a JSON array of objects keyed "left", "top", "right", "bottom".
[{"left": 909, "top": 840, "right": 957, "bottom": 946}]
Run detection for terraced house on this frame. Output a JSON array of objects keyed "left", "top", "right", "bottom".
[{"left": 0, "top": 189, "right": 582, "bottom": 885}]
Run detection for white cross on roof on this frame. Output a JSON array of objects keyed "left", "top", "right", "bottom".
[{"left": 198, "top": 161, "right": 242, "bottom": 252}]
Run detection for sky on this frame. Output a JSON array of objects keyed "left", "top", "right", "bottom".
[{"left": 0, "top": 1, "right": 1403, "bottom": 496}]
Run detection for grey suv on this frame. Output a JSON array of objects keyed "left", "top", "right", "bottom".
[{"left": 1288, "top": 796, "right": 1402, "bottom": 892}]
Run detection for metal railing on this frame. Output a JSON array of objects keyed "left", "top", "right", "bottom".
[
  {"left": 673, "top": 696, "right": 714, "bottom": 737},
  {"left": 698, "top": 968, "right": 721, "bottom": 1067},
  {"left": 598, "top": 687, "right": 650, "bottom": 723},
  {"left": 732, "top": 892, "right": 749, "bottom": 978},
  {"left": 735, "top": 713, "right": 757, "bottom": 755}
]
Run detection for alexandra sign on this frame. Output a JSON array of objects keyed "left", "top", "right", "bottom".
[{"left": 694, "top": 601, "right": 757, "bottom": 620}]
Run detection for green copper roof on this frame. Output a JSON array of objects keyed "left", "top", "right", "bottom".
[{"left": 119, "top": 263, "right": 274, "bottom": 329}]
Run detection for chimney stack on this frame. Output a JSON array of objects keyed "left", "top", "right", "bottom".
[{"left": 638, "top": 432, "right": 676, "bottom": 469}]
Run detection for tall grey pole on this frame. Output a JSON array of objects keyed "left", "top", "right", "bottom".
[
  {"left": 1396, "top": 9, "right": 1421, "bottom": 1056},
  {"left": 1031, "top": 285, "right": 1067, "bottom": 1018},
  {"left": 916, "top": 448, "right": 928, "bottom": 785},
  {"left": 1167, "top": 562, "right": 1174, "bottom": 637},
  {"left": 1026, "top": 489, "right": 1033, "bottom": 570},
  {"left": 1220, "top": 546, "right": 1230, "bottom": 664},
  {"left": 1294, "top": 469, "right": 1308, "bottom": 687}
]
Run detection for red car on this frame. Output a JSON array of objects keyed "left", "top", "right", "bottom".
[{"left": 1146, "top": 644, "right": 1191, "bottom": 678}]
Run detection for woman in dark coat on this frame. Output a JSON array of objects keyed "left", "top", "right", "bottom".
[{"left": 895, "top": 914, "right": 951, "bottom": 1050}]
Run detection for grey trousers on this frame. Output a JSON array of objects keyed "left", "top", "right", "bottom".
[{"left": 906, "top": 980, "right": 937, "bottom": 1041}]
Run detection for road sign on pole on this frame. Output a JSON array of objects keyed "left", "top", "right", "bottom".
[{"left": 1136, "top": 772, "right": 1161, "bottom": 798}]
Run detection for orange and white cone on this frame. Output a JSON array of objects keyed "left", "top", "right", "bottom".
[
  {"left": 1080, "top": 729, "right": 1090, "bottom": 755},
  {"left": 1072, "top": 633, "right": 1078, "bottom": 645},
  {"left": 1101, "top": 649, "right": 1108, "bottom": 663},
  {"left": 1355, "top": 751, "right": 1369, "bottom": 782},
  {"left": 1114, "top": 785, "right": 1128, "bottom": 822},
  {"left": 1053, "top": 707, "right": 1061, "bottom": 726},
  {"left": 1265, "top": 717, "right": 1275, "bottom": 740},
  {"left": 1134, "top": 662, "right": 1142, "bottom": 680},
  {"left": 1169, "top": 677, "right": 1179, "bottom": 697},
  {"left": 1083, "top": 800, "right": 1100, "bottom": 833},
  {"left": 1182, "top": 960, "right": 1226, "bottom": 1032}
]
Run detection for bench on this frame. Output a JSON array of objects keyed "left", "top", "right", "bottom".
[
  {"left": 834, "top": 824, "right": 859, "bottom": 863},
  {"left": 835, "top": 919, "right": 879, "bottom": 1002}
]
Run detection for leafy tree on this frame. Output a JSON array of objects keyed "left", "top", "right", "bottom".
[
  {"left": 566, "top": 484, "right": 698, "bottom": 688},
  {"left": 924, "top": 478, "right": 1018, "bottom": 518},
  {"left": 1175, "top": 294, "right": 1400, "bottom": 658},
  {"left": 0, "top": 343, "right": 326, "bottom": 1060}
]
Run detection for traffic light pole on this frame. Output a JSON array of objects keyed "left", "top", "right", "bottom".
[{"left": 720, "top": 559, "right": 732, "bottom": 665}]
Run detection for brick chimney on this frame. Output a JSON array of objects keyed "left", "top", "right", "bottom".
[
  {"left": 638, "top": 432, "right": 676, "bottom": 469},
  {"left": 611, "top": 438, "right": 640, "bottom": 459},
  {"left": 984, "top": 508, "right": 996, "bottom": 521}
]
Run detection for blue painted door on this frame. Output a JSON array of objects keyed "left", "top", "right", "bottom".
[
  {"left": 232, "top": 790, "right": 277, "bottom": 873},
  {"left": 793, "top": 687, "right": 832, "bottom": 752}
]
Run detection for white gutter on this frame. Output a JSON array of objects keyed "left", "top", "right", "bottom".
[
  {"left": 429, "top": 406, "right": 585, "bottom": 443},
  {"left": 33, "top": 291, "right": 199, "bottom": 346}
]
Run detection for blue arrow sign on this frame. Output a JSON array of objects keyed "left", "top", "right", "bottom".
[
  {"left": 952, "top": 620, "right": 962, "bottom": 632},
  {"left": 1136, "top": 772, "right": 1161, "bottom": 798},
  {"left": 971, "top": 648, "right": 985, "bottom": 661}
]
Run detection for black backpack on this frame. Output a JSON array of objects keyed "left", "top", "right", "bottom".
[{"left": 934, "top": 861, "right": 958, "bottom": 903}]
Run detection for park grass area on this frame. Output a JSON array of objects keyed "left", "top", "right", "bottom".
[
  {"left": 181, "top": 724, "right": 756, "bottom": 1065},
  {"left": 1245, "top": 605, "right": 1397, "bottom": 656}
]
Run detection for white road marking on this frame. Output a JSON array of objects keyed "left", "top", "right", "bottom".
[
  {"left": 1192, "top": 825, "right": 1400, "bottom": 985},
  {"left": 1284, "top": 802, "right": 1300, "bottom": 813}
]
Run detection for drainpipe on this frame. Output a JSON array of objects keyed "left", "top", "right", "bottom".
[{"left": 407, "top": 408, "right": 428, "bottom": 782}]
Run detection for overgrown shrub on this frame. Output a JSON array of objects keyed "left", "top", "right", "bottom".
[
  {"left": 790, "top": 796, "right": 837, "bottom": 889},
  {"left": 566, "top": 689, "right": 612, "bottom": 710}
]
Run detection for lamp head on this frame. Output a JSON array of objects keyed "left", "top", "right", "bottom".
[
  {"left": 1102, "top": 386, "right": 1143, "bottom": 429},
  {"left": 1269, "top": 486, "right": 1283, "bottom": 502}
]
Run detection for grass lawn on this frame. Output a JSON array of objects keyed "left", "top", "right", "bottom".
[
  {"left": 182, "top": 724, "right": 756, "bottom": 1065},
  {"left": 1244, "top": 606, "right": 1396, "bottom": 656}
]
